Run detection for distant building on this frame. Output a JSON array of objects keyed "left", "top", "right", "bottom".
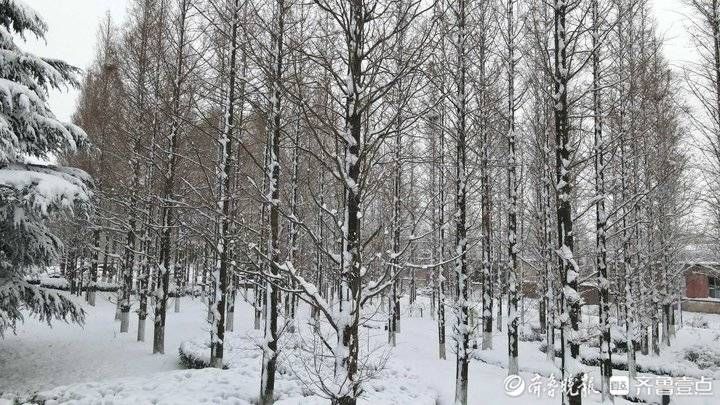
[
  {"left": 682, "top": 265, "right": 720, "bottom": 314},
  {"left": 394, "top": 241, "right": 720, "bottom": 314},
  {"left": 679, "top": 243, "right": 720, "bottom": 314}
]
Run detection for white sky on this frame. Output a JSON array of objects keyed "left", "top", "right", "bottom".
[
  {"left": 651, "top": 0, "right": 698, "bottom": 67},
  {"left": 24, "top": 0, "right": 130, "bottom": 121},
  {"left": 22, "top": 0, "right": 695, "bottom": 122}
]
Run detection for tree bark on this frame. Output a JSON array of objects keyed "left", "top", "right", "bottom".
[
  {"left": 260, "top": 1, "right": 285, "bottom": 402},
  {"left": 506, "top": 0, "right": 519, "bottom": 376},
  {"left": 210, "top": 0, "right": 240, "bottom": 369},
  {"left": 592, "top": 0, "right": 613, "bottom": 399},
  {"left": 554, "top": 0, "right": 582, "bottom": 403},
  {"left": 453, "top": 1, "right": 470, "bottom": 403}
]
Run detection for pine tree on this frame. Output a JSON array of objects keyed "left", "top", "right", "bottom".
[{"left": 0, "top": 0, "right": 90, "bottom": 335}]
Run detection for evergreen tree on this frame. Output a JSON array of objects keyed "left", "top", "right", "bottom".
[{"left": 0, "top": 0, "right": 90, "bottom": 336}]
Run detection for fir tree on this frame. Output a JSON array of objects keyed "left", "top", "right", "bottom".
[{"left": 0, "top": 0, "right": 91, "bottom": 336}]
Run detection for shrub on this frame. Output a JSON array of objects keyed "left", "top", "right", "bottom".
[
  {"left": 684, "top": 344, "right": 720, "bottom": 370},
  {"left": 687, "top": 314, "right": 709, "bottom": 329}
]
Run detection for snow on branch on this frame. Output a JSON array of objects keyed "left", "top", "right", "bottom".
[
  {"left": 0, "top": 163, "right": 92, "bottom": 218},
  {"left": 0, "top": 0, "right": 47, "bottom": 39},
  {"left": 0, "top": 279, "right": 85, "bottom": 337}
]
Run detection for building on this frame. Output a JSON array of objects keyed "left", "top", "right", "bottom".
[
  {"left": 682, "top": 265, "right": 720, "bottom": 314},
  {"left": 392, "top": 241, "right": 720, "bottom": 314},
  {"left": 679, "top": 242, "right": 720, "bottom": 314}
]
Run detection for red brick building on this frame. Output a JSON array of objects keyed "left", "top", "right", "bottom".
[
  {"left": 682, "top": 265, "right": 720, "bottom": 314},
  {"left": 680, "top": 242, "right": 720, "bottom": 314},
  {"left": 685, "top": 267, "right": 720, "bottom": 299}
]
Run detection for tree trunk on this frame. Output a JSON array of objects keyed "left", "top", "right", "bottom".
[
  {"left": 87, "top": 228, "right": 100, "bottom": 306},
  {"left": 506, "top": 0, "right": 519, "bottom": 376},
  {"left": 259, "top": 2, "right": 285, "bottom": 402},
  {"left": 554, "top": 0, "right": 582, "bottom": 403},
  {"left": 388, "top": 80, "right": 402, "bottom": 346},
  {"left": 154, "top": 0, "right": 190, "bottom": 355},
  {"left": 121, "top": 213, "right": 136, "bottom": 334},
  {"left": 453, "top": 2, "right": 470, "bottom": 403},
  {"left": 226, "top": 275, "right": 235, "bottom": 332},
  {"left": 210, "top": 0, "right": 240, "bottom": 368},
  {"left": 592, "top": 0, "right": 613, "bottom": 399},
  {"left": 436, "top": 99, "right": 447, "bottom": 360}
]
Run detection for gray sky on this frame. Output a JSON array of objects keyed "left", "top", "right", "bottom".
[
  {"left": 25, "top": 0, "right": 129, "bottom": 121},
  {"left": 23, "top": 0, "right": 695, "bottom": 122},
  {"left": 651, "top": 0, "right": 698, "bottom": 67}
]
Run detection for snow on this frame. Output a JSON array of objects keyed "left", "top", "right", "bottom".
[
  {"left": 29, "top": 277, "right": 119, "bottom": 292},
  {"left": 0, "top": 292, "right": 207, "bottom": 397},
  {"left": 4, "top": 292, "right": 435, "bottom": 404},
  {"left": 3, "top": 293, "right": 720, "bottom": 405},
  {"left": 177, "top": 327, "right": 436, "bottom": 405},
  {"left": 0, "top": 164, "right": 91, "bottom": 217}
]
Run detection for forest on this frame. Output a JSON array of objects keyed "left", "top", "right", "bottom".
[{"left": 1, "top": 0, "right": 720, "bottom": 404}]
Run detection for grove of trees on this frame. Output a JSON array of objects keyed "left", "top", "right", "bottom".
[{"left": 5, "top": 0, "right": 708, "bottom": 405}]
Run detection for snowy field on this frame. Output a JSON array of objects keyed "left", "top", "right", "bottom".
[
  {"left": 0, "top": 293, "right": 207, "bottom": 395},
  {"left": 2, "top": 292, "right": 720, "bottom": 404},
  {"left": 3, "top": 0, "right": 716, "bottom": 404}
]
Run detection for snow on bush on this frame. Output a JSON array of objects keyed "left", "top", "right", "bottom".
[
  {"left": 579, "top": 346, "right": 720, "bottom": 379},
  {"left": 683, "top": 344, "right": 720, "bottom": 370},
  {"left": 519, "top": 324, "right": 543, "bottom": 342},
  {"left": 687, "top": 314, "right": 710, "bottom": 329},
  {"left": 178, "top": 330, "right": 267, "bottom": 370},
  {"left": 33, "top": 277, "right": 120, "bottom": 292},
  {"left": 39, "top": 277, "right": 69, "bottom": 290},
  {"left": 176, "top": 329, "right": 436, "bottom": 405},
  {"left": 32, "top": 327, "right": 436, "bottom": 405},
  {"left": 93, "top": 281, "right": 121, "bottom": 292}
]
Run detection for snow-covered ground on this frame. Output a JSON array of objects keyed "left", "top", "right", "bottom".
[
  {"left": 2, "top": 292, "right": 719, "bottom": 404},
  {"left": 0, "top": 293, "right": 208, "bottom": 396}
]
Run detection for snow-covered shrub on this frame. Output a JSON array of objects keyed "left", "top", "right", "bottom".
[
  {"left": 176, "top": 324, "right": 437, "bottom": 404},
  {"left": 25, "top": 277, "right": 40, "bottom": 285},
  {"left": 39, "top": 277, "right": 70, "bottom": 290},
  {"left": 684, "top": 344, "right": 720, "bottom": 369},
  {"left": 178, "top": 340, "right": 227, "bottom": 369},
  {"left": 31, "top": 277, "right": 119, "bottom": 293},
  {"left": 583, "top": 305, "right": 599, "bottom": 316},
  {"left": 93, "top": 281, "right": 120, "bottom": 292},
  {"left": 687, "top": 314, "right": 710, "bottom": 329},
  {"left": 519, "top": 324, "right": 544, "bottom": 342},
  {"left": 585, "top": 325, "right": 624, "bottom": 353}
]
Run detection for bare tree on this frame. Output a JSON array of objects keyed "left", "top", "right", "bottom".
[
  {"left": 260, "top": 0, "right": 289, "bottom": 401},
  {"left": 504, "top": 0, "right": 520, "bottom": 376},
  {"left": 451, "top": 0, "right": 470, "bottom": 402},
  {"left": 591, "top": 0, "right": 612, "bottom": 399},
  {"left": 154, "top": 0, "right": 194, "bottom": 355}
]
